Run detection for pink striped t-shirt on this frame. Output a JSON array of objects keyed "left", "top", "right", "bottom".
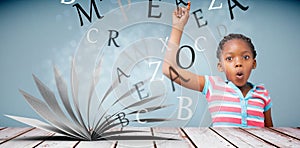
[{"left": 202, "top": 76, "right": 272, "bottom": 127}]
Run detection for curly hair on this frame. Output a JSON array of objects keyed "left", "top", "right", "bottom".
[{"left": 216, "top": 33, "right": 257, "bottom": 60}]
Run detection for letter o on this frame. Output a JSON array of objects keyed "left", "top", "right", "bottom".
[{"left": 176, "top": 45, "right": 195, "bottom": 69}]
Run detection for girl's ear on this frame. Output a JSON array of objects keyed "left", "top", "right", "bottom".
[
  {"left": 252, "top": 59, "right": 257, "bottom": 69},
  {"left": 217, "top": 62, "right": 223, "bottom": 72}
]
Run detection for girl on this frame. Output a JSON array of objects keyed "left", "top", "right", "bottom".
[{"left": 162, "top": 6, "right": 273, "bottom": 127}]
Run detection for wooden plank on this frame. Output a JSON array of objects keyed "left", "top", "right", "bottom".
[
  {"left": 0, "top": 127, "right": 6, "bottom": 131},
  {"left": 0, "top": 127, "right": 33, "bottom": 144},
  {"left": 244, "top": 128, "right": 300, "bottom": 147},
  {"left": 211, "top": 127, "right": 275, "bottom": 148},
  {"left": 116, "top": 127, "right": 154, "bottom": 148},
  {"left": 0, "top": 128, "right": 54, "bottom": 148},
  {"left": 182, "top": 127, "right": 235, "bottom": 147},
  {"left": 271, "top": 127, "right": 300, "bottom": 140},
  {"left": 152, "top": 127, "right": 193, "bottom": 148},
  {"left": 76, "top": 140, "right": 116, "bottom": 148},
  {"left": 35, "top": 133, "right": 80, "bottom": 148}
]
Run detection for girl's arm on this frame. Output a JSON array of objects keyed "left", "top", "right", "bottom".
[
  {"left": 264, "top": 109, "right": 273, "bottom": 127},
  {"left": 162, "top": 7, "right": 205, "bottom": 92}
]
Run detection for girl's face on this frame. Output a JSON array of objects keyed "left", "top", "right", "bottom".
[{"left": 218, "top": 39, "right": 257, "bottom": 88}]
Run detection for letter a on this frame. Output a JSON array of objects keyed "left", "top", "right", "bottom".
[
  {"left": 227, "top": 0, "right": 249, "bottom": 20},
  {"left": 117, "top": 67, "right": 130, "bottom": 83},
  {"left": 168, "top": 66, "right": 190, "bottom": 92}
]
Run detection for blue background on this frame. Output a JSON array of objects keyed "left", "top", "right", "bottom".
[{"left": 0, "top": 0, "right": 299, "bottom": 127}]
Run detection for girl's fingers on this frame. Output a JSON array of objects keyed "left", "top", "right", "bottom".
[
  {"left": 177, "top": 7, "right": 183, "bottom": 18},
  {"left": 175, "top": 7, "right": 189, "bottom": 18},
  {"left": 181, "top": 7, "right": 189, "bottom": 19}
]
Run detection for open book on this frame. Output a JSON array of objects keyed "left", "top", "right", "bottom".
[{"left": 5, "top": 58, "right": 172, "bottom": 140}]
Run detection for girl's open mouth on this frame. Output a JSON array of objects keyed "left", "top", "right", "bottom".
[{"left": 236, "top": 71, "right": 244, "bottom": 79}]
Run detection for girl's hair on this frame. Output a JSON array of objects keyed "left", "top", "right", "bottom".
[{"left": 216, "top": 33, "right": 257, "bottom": 60}]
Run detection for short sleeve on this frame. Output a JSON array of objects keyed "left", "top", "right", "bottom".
[
  {"left": 201, "top": 75, "right": 227, "bottom": 100},
  {"left": 264, "top": 91, "right": 272, "bottom": 112},
  {"left": 201, "top": 75, "right": 210, "bottom": 96}
]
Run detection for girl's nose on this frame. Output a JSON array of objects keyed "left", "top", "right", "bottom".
[
  {"left": 235, "top": 58, "right": 242, "bottom": 68},
  {"left": 235, "top": 63, "right": 242, "bottom": 68}
]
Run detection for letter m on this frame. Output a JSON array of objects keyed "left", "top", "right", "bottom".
[{"left": 73, "top": 0, "right": 104, "bottom": 26}]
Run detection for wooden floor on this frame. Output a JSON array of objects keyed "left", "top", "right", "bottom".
[{"left": 0, "top": 127, "right": 299, "bottom": 147}]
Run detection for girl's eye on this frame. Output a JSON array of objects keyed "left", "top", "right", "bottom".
[
  {"left": 225, "top": 57, "right": 233, "bottom": 61},
  {"left": 243, "top": 55, "right": 250, "bottom": 60}
]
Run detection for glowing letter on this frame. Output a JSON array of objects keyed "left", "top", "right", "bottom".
[
  {"left": 61, "top": 0, "right": 75, "bottom": 4},
  {"left": 177, "top": 96, "right": 193, "bottom": 120},
  {"left": 87, "top": 28, "right": 98, "bottom": 43},
  {"left": 136, "top": 109, "right": 148, "bottom": 124},
  {"left": 149, "top": 61, "right": 163, "bottom": 81},
  {"left": 194, "top": 36, "right": 207, "bottom": 52},
  {"left": 159, "top": 37, "right": 169, "bottom": 52},
  {"left": 217, "top": 24, "right": 227, "bottom": 37},
  {"left": 208, "top": 0, "right": 222, "bottom": 10}
]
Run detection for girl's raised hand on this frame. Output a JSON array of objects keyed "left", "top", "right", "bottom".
[{"left": 172, "top": 5, "right": 190, "bottom": 31}]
